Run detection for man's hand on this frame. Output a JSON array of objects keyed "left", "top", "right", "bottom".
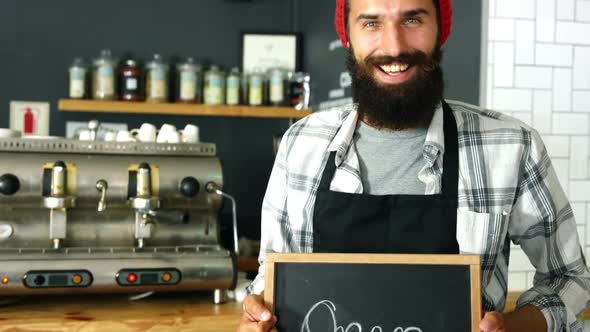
[
  {"left": 479, "top": 311, "right": 505, "bottom": 332},
  {"left": 237, "top": 294, "right": 278, "bottom": 332},
  {"left": 479, "top": 305, "right": 547, "bottom": 332}
]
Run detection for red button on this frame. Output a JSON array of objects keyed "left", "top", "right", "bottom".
[{"left": 126, "top": 273, "right": 137, "bottom": 283}]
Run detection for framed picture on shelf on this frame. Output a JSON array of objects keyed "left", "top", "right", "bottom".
[
  {"left": 9, "top": 101, "right": 50, "bottom": 136},
  {"left": 241, "top": 32, "right": 302, "bottom": 74}
]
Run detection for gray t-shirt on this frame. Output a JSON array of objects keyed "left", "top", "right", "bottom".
[{"left": 353, "top": 121, "right": 427, "bottom": 195}]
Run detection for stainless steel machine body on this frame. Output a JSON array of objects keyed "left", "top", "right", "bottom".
[{"left": 0, "top": 138, "right": 235, "bottom": 301}]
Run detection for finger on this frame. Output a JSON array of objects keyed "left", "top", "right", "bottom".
[
  {"left": 243, "top": 295, "right": 272, "bottom": 322},
  {"left": 237, "top": 321, "right": 273, "bottom": 332},
  {"left": 257, "top": 315, "right": 278, "bottom": 332},
  {"left": 479, "top": 311, "right": 504, "bottom": 331}
]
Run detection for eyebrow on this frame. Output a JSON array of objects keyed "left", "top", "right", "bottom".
[
  {"left": 403, "top": 8, "right": 430, "bottom": 18},
  {"left": 355, "top": 8, "right": 430, "bottom": 22}
]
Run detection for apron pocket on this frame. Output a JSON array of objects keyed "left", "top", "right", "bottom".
[{"left": 456, "top": 210, "right": 509, "bottom": 255}]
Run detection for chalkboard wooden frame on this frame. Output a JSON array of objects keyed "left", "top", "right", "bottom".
[{"left": 264, "top": 253, "right": 482, "bottom": 332}]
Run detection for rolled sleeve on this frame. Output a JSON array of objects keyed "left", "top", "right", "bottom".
[{"left": 509, "top": 128, "right": 590, "bottom": 332}]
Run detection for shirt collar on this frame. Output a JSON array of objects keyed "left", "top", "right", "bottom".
[{"left": 328, "top": 103, "right": 446, "bottom": 167}]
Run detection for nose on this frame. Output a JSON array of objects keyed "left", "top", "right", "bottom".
[{"left": 380, "top": 24, "right": 407, "bottom": 56}]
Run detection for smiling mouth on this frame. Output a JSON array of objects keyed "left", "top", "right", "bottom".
[{"left": 376, "top": 63, "right": 411, "bottom": 76}]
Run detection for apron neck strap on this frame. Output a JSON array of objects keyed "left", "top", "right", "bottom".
[
  {"left": 441, "top": 101, "right": 459, "bottom": 202},
  {"left": 319, "top": 101, "right": 459, "bottom": 200}
]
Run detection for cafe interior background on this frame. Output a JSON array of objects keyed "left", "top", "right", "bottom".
[{"left": 0, "top": 0, "right": 588, "bottom": 296}]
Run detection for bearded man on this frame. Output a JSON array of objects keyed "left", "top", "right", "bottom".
[{"left": 237, "top": 0, "right": 590, "bottom": 331}]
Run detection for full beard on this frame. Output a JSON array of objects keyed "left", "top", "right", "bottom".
[{"left": 346, "top": 46, "right": 445, "bottom": 130}]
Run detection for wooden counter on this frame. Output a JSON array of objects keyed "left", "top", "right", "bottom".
[
  {"left": 0, "top": 292, "right": 243, "bottom": 331},
  {"left": 0, "top": 292, "right": 588, "bottom": 331}
]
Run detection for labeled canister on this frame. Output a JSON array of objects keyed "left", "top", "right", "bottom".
[
  {"left": 204, "top": 65, "right": 225, "bottom": 105},
  {"left": 146, "top": 54, "right": 169, "bottom": 103}
]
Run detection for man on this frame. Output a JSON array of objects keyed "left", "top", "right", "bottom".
[{"left": 237, "top": 0, "right": 590, "bottom": 331}]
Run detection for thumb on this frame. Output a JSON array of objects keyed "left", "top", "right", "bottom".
[
  {"left": 479, "top": 311, "right": 504, "bottom": 331},
  {"left": 244, "top": 294, "right": 272, "bottom": 322}
]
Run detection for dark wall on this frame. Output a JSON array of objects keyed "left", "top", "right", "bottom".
[
  {"left": 297, "top": 0, "right": 483, "bottom": 108},
  {"left": 0, "top": 0, "right": 482, "bottom": 245},
  {"left": 0, "top": 0, "right": 297, "bottom": 243}
]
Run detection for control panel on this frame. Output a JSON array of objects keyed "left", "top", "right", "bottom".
[
  {"left": 23, "top": 270, "right": 93, "bottom": 288},
  {"left": 116, "top": 269, "right": 181, "bottom": 286}
]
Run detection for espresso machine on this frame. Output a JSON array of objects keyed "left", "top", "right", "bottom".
[{"left": 0, "top": 137, "right": 236, "bottom": 303}]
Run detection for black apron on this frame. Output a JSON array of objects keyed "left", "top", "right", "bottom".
[{"left": 313, "top": 102, "right": 459, "bottom": 254}]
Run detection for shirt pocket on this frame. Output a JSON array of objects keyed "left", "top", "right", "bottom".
[{"left": 456, "top": 210, "right": 509, "bottom": 256}]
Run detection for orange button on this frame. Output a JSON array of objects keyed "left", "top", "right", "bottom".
[
  {"left": 72, "top": 274, "right": 82, "bottom": 285},
  {"left": 161, "top": 272, "right": 172, "bottom": 282}
]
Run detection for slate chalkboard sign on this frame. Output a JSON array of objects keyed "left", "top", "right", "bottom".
[{"left": 264, "top": 253, "right": 481, "bottom": 332}]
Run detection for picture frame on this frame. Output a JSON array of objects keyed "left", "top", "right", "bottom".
[
  {"left": 9, "top": 101, "right": 50, "bottom": 136},
  {"left": 241, "top": 32, "right": 302, "bottom": 74}
]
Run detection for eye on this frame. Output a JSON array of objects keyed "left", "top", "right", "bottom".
[
  {"left": 404, "top": 17, "right": 420, "bottom": 25},
  {"left": 364, "top": 21, "right": 379, "bottom": 28}
]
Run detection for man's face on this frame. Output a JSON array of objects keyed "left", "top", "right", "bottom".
[
  {"left": 346, "top": 0, "right": 444, "bottom": 130},
  {"left": 348, "top": 0, "right": 439, "bottom": 87}
]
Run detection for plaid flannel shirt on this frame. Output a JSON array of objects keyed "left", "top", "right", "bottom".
[{"left": 247, "top": 100, "right": 590, "bottom": 331}]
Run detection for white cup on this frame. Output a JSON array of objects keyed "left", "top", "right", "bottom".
[
  {"left": 78, "top": 129, "right": 92, "bottom": 141},
  {"left": 131, "top": 123, "right": 157, "bottom": 142},
  {"left": 104, "top": 131, "right": 117, "bottom": 142},
  {"left": 116, "top": 130, "right": 136, "bottom": 142},
  {"left": 160, "top": 123, "right": 176, "bottom": 134},
  {"left": 157, "top": 123, "right": 178, "bottom": 143},
  {"left": 0, "top": 128, "right": 21, "bottom": 138},
  {"left": 167, "top": 131, "right": 181, "bottom": 144},
  {"left": 181, "top": 124, "right": 199, "bottom": 144}
]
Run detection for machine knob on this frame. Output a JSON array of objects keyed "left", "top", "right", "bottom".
[
  {"left": 33, "top": 275, "right": 46, "bottom": 286},
  {"left": 180, "top": 177, "right": 200, "bottom": 197},
  {"left": 0, "top": 174, "right": 20, "bottom": 195}
]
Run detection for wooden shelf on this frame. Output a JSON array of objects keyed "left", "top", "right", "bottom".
[{"left": 58, "top": 99, "right": 312, "bottom": 119}]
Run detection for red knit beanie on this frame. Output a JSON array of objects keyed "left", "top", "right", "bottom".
[{"left": 334, "top": 0, "right": 452, "bottom": 47}]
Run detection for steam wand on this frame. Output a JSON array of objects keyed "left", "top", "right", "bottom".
[{"left": 205, "top": 182, "right": 239, "bottom": 257}]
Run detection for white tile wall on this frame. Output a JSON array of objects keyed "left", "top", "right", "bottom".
[
  {"left": 489, "top": 18, "right": 515, "bottom": 41},
  {"left": 533, "top": 90, "right": 552, "bottom": 132},
  {"left": 573, "top": 91, "right": 590, "bottom": 112},
  {"left": 493, "top": 42, "right": 515, "bottom": 87},
  {"left": 515, "top": 66, "right": 553, "bottom": 88},
  {"left": 553, "top": 69, "right": 573, "bottom": 111},
  {"left": 570, "top": 180, "right": 590, "bottom": 202},
  {"left": 573, "top": 47, "right": 590, "bottom": 89},
  {"left": 552, "top": 158, "right": 570, "bottom": 193},
  {"left": 535, "top": 44, "right": 572, "bottom": 67},
  {"left": 552, "top": 113, "right": 589, "bottom": 134},
  {"left": 496, "top": 0, "right": 536, "bottom": 19},
  {"left": 515, "top": 20, "right": 535, "bottom": 64},
  {"left": 493, "top": 89, "right": 532, "bottom": 110},
  {"left": 571, "top": 137, "right": 589, "bottom": 179},
  {"left": 556, "top": 21, "right": 590, "bottom": 44},
  {"left": 544, "top": 136, "right": 570, "bottom": 157},
  {"left": 558, "top": 0, "right": 576, "bottom": 20},
  {"left": 536, "top": 0, "right": 556, "bottom": 42},
  {"left": 485, "top": 0, "right": 590, "bottom": 292},
  {"left": 576, "top": 1, "right": 590, "bottom": 22}
]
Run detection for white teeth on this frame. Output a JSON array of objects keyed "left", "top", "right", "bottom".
[{"left": 379, "top": 63, "right": 409, "bottom": 74}]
